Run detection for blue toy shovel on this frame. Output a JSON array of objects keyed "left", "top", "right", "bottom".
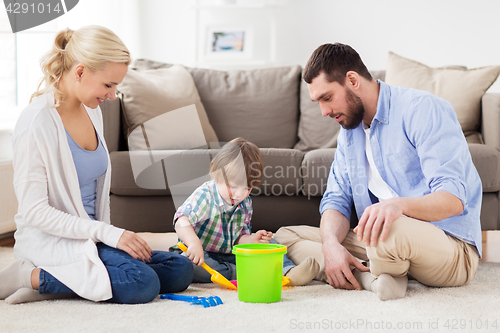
[{"left": 160, "top": 294, "right": 223, "bottom": 308}]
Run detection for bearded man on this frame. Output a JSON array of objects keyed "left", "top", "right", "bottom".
[{"left": 275, "top": 43, "right": 482, "bottom": 300}]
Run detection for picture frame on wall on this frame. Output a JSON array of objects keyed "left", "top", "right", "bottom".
[{"left": 203, "top": 25, "right": 253, "bottom": 61}]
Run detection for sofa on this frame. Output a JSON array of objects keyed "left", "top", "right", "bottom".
[{"left": 101, "top": 54, "right": 500, "bottom": 237}]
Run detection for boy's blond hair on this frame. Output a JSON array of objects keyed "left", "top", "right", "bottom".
[{"left": 210, "top": 137, "right": 264, "bottom": 189}]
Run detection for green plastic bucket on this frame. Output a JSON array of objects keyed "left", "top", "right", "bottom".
[{"left": 232, "top": 243, "right": 287, "bottom": 303}]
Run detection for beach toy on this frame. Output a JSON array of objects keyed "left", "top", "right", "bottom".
[
  {"left": 232, "top": 243, "right": 287, "bottom": 303},
  {"left": 160, "top": 294, "right": 223, "bottom": 308},
  {"left": 177, "top": 242, "right": 237, "bottom": 290}
]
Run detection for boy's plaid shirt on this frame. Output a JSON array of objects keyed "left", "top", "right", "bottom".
[{"left": 172, "top": 180, "right": 252, "bottom": 254}]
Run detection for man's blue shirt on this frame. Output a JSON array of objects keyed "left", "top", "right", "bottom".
[{"left": 320, "top": 80, "right": 482, "bottom": 256}]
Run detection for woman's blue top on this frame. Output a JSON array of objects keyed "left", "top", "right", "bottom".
[{"left": 65, "top": 129, "right": 108, "bottom": 220}]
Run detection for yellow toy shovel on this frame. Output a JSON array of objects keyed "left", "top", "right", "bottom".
[{"left": 177, "top": 242, "right": 237, "bottom": 290}]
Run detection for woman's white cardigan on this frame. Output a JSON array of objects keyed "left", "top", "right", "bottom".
[{"left": 12, "top": 93, "right": 125, "bottom": 301}]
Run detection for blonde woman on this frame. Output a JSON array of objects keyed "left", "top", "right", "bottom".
[{"left": 0, "top": 26, "right": 193, "bottom": 304}]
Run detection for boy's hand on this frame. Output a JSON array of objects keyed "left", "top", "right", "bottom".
[
  {"left": 186, "top": 242, "right": 205, "bottom": 266},
  {"left": 253, "top": 230, "right": 273, "bottom": 243},
  {"left": 234, "top": 230, "right": 273, "bottom": 244},
  {"left": 174, "top": 216, "right": 205, "bottom": 265}
]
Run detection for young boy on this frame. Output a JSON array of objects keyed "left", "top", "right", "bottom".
[{"left": 172, "top": 137, "right": 319, "bottom": 286}]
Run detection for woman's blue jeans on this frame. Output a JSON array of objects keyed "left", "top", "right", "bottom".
[{"left": 38, "top": 243, "right": 193, "bottom": 304}]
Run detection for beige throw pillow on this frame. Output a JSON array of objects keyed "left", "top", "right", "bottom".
[
  {"left": 117, "top": 65, "right": 219, "bottom": 150},
  {"left": 385, "top": 52, "right": 500, "bottom": 142},
  {"left": 188, "top": 66, "right": 302, "bottom": 149},
  {"left": 131, "top": 60, "right": 302, "bottom": 149}
]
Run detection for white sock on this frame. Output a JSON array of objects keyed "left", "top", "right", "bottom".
[
  {"left": 5, "top": 288, "right": 75, "bottom": 305},
  {"left": 0, "top": 259, "right": 35, "bottom": 299},
  {"left": 285, "top": 256, "right": 320, "bottom": 286},
  {"left": 353, "top": 269, "right": 408, "bottom": 301},
  {"left": 353, "top": 268, "right": 376, "bottom": 291},
  {"left": 372, "top": 274, "right": 408, "bottom": 301}
]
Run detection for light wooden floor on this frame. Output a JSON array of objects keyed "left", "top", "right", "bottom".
[
  {"left": 0, "top": 234, "right": 14, "bottom": 247},
  {"left": 1, "top": 231, "right": 499, "bottom": 261}
]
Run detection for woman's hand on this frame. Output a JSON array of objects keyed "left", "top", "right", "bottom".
[{"left": 116, "top": 230, "right": 152, "bottom": 262}]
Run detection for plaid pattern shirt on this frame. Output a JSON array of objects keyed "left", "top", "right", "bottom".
[{"left": 171, "top": 180, "right": 252, "bottom": 254}]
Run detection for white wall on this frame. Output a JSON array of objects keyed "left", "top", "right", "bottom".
[
  {"left": 137, "top": 0, "right": 197, "bottom": 66},
  {"left": 10, "top": 0, "right": 500, "bottom": 112},
  {"left": 5, "top": 0, "right": 500, "bottom": 119},
  {"left": 138, "top": 0, "right": 500, "bottom": 92}
]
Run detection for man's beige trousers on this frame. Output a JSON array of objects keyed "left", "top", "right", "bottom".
[{"left": 274, "top": 216, "right": 479, "bottom": 287}]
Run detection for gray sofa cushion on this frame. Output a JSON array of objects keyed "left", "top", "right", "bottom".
[
  {"left": 101, "top": 98, "right": 122, "bottom": 152},
  {"left": 110, "top": 194, "right": 323, "bottom": 233},
  {"left": 299, "top": 145, "right": 500, "bottom": 196},
  {"left": 110, "top": 151, "right": 171, "bottom": 196},
  {"left": 110, "top": 148, "right": 305, "bottom": 197},
  {"left": 480, "top": 192, "right": 500, "bottom": 230},
  {"left": 469, "top": 143, "right": 500, "bottom": 192},
  {"left": 111, "top": 149, "right": 217, "bottom": 200},
  {"left": 188, "top": 66, "right": 302, "bottom": 149},
  {"left": 301, "top": 149, "right": 336, "bottom": 197},
  {"left": 256, "top": 148, "right": 304, "bottom": 196}
]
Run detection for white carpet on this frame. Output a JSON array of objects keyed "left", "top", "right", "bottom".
[{"left": 1, "top": 246, "right": 499, "bottom": 333}]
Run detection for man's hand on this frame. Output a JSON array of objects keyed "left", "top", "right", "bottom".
[
  {"left": 319, "top": 209, "right": 368, "bottom": 290},
  {"left": 354, "top": 198, "right": 403, "bottom": 247},
  {"left": 322, "top": 241, "right": 369, "bottom": 290},
  {"left": 117, "top": 230, "right": 152, "bottom": 262}
]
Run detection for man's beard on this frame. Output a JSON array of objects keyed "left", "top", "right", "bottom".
[{"left": 340, "top": 88, "right": 365, "bottom": 130}]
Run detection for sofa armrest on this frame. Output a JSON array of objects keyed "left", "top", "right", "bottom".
[
  {"left": 101, "top": 98, "right": 124, "bottom": 153},
  {"left": 481, "top": 92, "right": 500, "bottom": 151}
]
